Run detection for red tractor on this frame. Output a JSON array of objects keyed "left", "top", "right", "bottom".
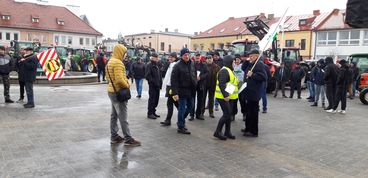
[{"left": 359, "top": 73, "right": 368, "bottom": 105}]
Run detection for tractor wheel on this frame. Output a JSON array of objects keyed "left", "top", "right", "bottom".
[
  {"left": 360, "top": 88, "right": 368, "bottom": 105},
  {"left": 87, "top": 61, "right": 96, "bottom": 73}
]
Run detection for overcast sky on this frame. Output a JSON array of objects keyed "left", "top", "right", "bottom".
[{"left": 26, "top": 0, "right": 348, "bottom": 38}]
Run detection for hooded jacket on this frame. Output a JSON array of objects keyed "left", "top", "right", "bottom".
[
  {"left": 145, "top": 60, "right": 162, "bottom": 89},
  {"left": 337, "top": 63, "right": 352, "bottom": 88},
  {"left": 324, "top": 57, "right": 339, "bottom": 85},
  {"left": 106, "top": 44, "right": 130, "bottom": 93},
  {"left": 217, "top": 55, "right": 235, "bottom": 98},
  {"left": 0, "top": 53, "right": 12, "bottom": 74}
]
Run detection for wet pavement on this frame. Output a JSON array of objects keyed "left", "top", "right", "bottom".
[{"left": 1, "top": 82, "right": 368, "bottom": 178}]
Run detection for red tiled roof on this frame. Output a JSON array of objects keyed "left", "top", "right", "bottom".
[
  {"left": 282, "top": 12, "right": 330, "bottom": 31},
  {"left": 193, "top": 15, "right": 277, "bottom": 39},
  {"left": 0, "top": 0, "right": 102, "bottom": 36}
]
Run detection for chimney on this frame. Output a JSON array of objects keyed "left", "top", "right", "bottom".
[
  {"left": 268, "top": 14, "right": 274, "bottom": 20},
  {"left": 66, "top": 5, "right": 81, "bottom": 16},
  {"left": 150, "top": 29, "right": 155, "bottom": 33},
  {"left": 260, "top": 13, "right": 265, "bottom": 17},
  {"left": 228, "top": 17, "right": 235, "bottom": 20},
  {"left": 174, "top": 29, "right": 178, "bottom": 33},
  {"left": 194, "top": 32, "right": 198, "bottom": 36},
  {"left": 165, "top": 28, "right": 169, "bottom": 32},
  {"left": 313, "top": 10, "right": 320, "bottom": 16}
]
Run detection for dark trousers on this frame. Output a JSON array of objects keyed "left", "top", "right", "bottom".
[
  {"left": 239, "top": 91, "right": 248, "bottom": 117},
  {"left": 25, "top": 82, "right": 34, "bottom": 105},
  {"left": 165, "top": 95, "right": 179, "bottom": 122},
  {"left": 289, "top": 81, "right": 301, "bottom": 98},
  {"left": 275, "top": 80, "right": 286, "bottom": 96},
  {"left": 190, "top": 86, "right": 205, "bottom": 117},
  {"left": 215, "top": 99, "right": 236, "bottom": 134},
  {"left": 177, "top": 96, "right": 193, "bottom": 129},
  {"left": 245, "top": 100, "right": 259, "bottom": 135},
  {"left": 147, "top": 85, "right": 160, "bottom": 115},
  {"left": 202, "top": 86, "right": 215, "bottom": 115},
  {"left": 19, "top": 81, "right": 25, "bottom": 100},
  {"left": 1, "top": 74, "right": 10, "bottom": 100},
  {"left": 333, "top": 87, "right": 347, "bottom": 110},
  {"left": 97, "top": 66, "right": 105, "bottom": 81},
  {"left": 325, "top": 84, "right": 337, "bottom": 109}
]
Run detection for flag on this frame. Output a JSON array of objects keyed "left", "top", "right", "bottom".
[
  {"left": 258, "top": 8, "right": 289, "bottom": 50},
  {"left": 37, "top": 48, "right": 65, "bottom": 81}
]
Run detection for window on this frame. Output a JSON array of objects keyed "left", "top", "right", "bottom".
[
  {"left": 339, "top": 30, "right": 360, "bottom": 45},
  {"left": 61, "top": 36, "right": 66, "bottom": 44},
  {"left": 6, "top": 33, "right": 10, "bottom": 40},
  {"left": 32, "top": 17, "right": 39, "bottom": 23},
  {"left": 86, "top": 38, "right": 90, "bottom": 45},
  {"left": 299, "top": 19, "right": 307, "bottom": 26},
  {"left": 168, "top": 44, "right": 172, "bottom": 53},
  {"left": 57, "top": 19, "right": 64, "bottom": 25},
  {"left": 28, "top": 33, "right": 32, "bottom": 41},
  {"left": 218, "top": 43, "right": 224, "bottom": 49},
  {"left": 2, "top": 15, "right": 11, "bottom": 20},
  {"left": 285, "top": 40, "right": 294, "bottom": 47},
  {"left": 149, "top": 42, "right": 152, "bottom": 48},
  {"left": 364, "top": 30, "right": 368, "bottom": 45},
  {"left": 92, "top": 39, "right": 96, "bottom": 46},
  {"left": 318, "top": 32, "right": 337, "bottom": 45},
  {"left": 55, "top": 36, "right": 59, "bottom": 44},
  {"left": 300, "top": 39, "right": 306, "bottom": 50},
  {"left": 79, "top": 38, "right": 84, "bottom": 45},
  {"left": 210, "top": 43, "right": 215, "bottom": 50},
  {"left": 160, "top": 42, "right": 165, "bottom": 51},
  {"left": 14, "top": 33, "right": 18, "bottom": 41},
  {"left": 68, "top": 36, "right": 73, "bottom": 45}
]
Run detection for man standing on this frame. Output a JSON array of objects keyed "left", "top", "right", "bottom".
[
  {"left": 212, "top": 51, "right": 223, "bottom": 111},
  {"left": 20, "top": 47, "right": 38, "bottom": 108},
  {"left": 274, "top": 63, "right": 288, "bottom": 98},
  {"left": 96, "top": 53, "right": 106, "bottom": 82},
  {"left": 145, "top": 53, "right": 162, "bottom": 119},
  {"left": 171, "top": 48, "right": 197, "bottom": 134},
  {"left": 261, "top": 62, "right": 271, "bottom": 113},
  {"left": 15, "top": 47, "right": 26, "bottom": 103},
  {"left": 289, "top": 63, "right": 305, "bottom": 99},
  {"left": 189, "top": 53, "right": 208, "bottom": 121},
  {"left": 0, "top": 46, "right": 14, "bottom": 103},
  {"left": 213, "top": 55, "right": 238, "bottom": 140},
  {"left": 202, "top": 55, "right": 220, "bottom": 118},
  {"left": 311, "top": 59, "right": 326, "bottom": 108},
  {"left": 242, "top": 50, "right": 267, "bottom": 137},
  {"left": 131, "top": 57, "right": 145, "bottom": 98},
  {"left": 324, "top": 57, "right": 338, "bottom": 110},
  {"left": 160, "top": 52, "right": 178, "bottom": 126}
]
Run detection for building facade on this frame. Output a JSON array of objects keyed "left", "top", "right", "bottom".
[
  {"left": 124, "top": 29, "right": 192, "bottom": 53},
  {"left": 0, "top": 0, "right": 103, "bottom": 50},
  {"left": 313, "top": 9, "right": 368, "bottom": 60}
]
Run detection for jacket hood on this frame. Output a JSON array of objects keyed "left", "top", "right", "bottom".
[
  {"left": 223, "top": 55, "right": 234, "bottom": 70},
  {"left": 325, "top": 57, "right": 334, "bottom": 64},
  {"left": 112, "top": 44, "right": 127, "bottom": 61}
]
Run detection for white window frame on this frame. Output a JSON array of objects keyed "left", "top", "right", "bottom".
[
  {"left": 86, "top": 38, "right": 90, "bottom": 45},
  {"left": 92, "top": 39, "right": 96, "bottom": 46},
  {"left": 363, "top": 30, "right": 368, "bottom": 46},
  {"left": 5, "top": 32, "right": 11, "bottom": 40},
  {"left": 61, "top": 36, "right": 66, "bottom": 45},
  {"left": 317, "top": 31, "right": 337, "bottom": 46},
  {"left": 68, "top": 36, "right": 73, "bottom": 45},
  {"left": 79, "top": 37, "right": 84, "bottom": 45},
  {"left": 338, "top": 30, "right": 360, "bottom": 46}
]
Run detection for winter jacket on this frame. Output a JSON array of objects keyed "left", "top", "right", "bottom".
[
  {"left": 0, "top": 54, "right": 12, "bottom": 75},
  {"left": 106, "top": 44, "right": 130, "bottom": 93},
  {"left": 171, "top": 59, "right": 197, "bottom": 98},
  {"left": 275, "top": 67, "right": 289, "bottom": 82},
  {"left": 145, "top": 61, "right": 162, "bottom": 89},
  {"left": 206, "top": 63, "right": 220, "bottom": 90},
  {"left": 311, "top": 66, "right": 325, "bottom": 85},
  {"left": 194, "top": 61, "right": 208, "bottom": 90},
  {"left": 337, "top": 65, "right": 352, "bottom": 89},
  {"left": 290, "top": 66, "right": 305, "bottom": 82},
  {"left": 96, "top": 55, "right": 106, "bottom": 68},
  {"left": 21, "top": 53, "right": 38, "bottom": 82},
  {"left": 131, "top": 62, "right": 146, "bottom": 79},
  {"left": 217, "top": 55, "right": 236, "bottom": 98},
  {"left": 244, "top": 61, "right": 267, "bottom": 102},
  {"left": 324, "top": 63, "right": 339, "bottom": 85},
  {"left": 16, "top": 56, "right": 25, "bottom": 82}
]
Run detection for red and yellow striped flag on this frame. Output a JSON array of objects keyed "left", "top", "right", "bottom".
[{"left": 37, "top": 48, "right": 65, "bottom": 81}]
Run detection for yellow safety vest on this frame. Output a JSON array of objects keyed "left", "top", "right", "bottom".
[{"left": 215, "top": 67, "right": 239, "bottom": 100}]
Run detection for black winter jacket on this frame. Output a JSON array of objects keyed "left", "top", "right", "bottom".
[
  {"left": 171, "top": 59, "right": 197, "bottom": 98},
  {"left": 194, "top": 61, "right": 209, "bottom": 90},
  {"left": 131, "top": 62, "right": 146, "bottom": 79},
  {"left": 0, "top": 54, "right": 13, "bottom": 75},
  {"left": 244, "top": 61, "right": 267, "bottom": 102},
  {"left": 324, "top": 63, "right": 339, "bottom": 85},
  {"left": 275, "top": 67, "right": 289, "bottom": 82},
  {"left": 337, "top": 65, "right": 352, "bottom": 89},
  {"left": 290, "top": 66, "right": 305, "bottom": 82},
  {"left": 21, "top": 54, "right": 38, "bottom": 82},
  {"left": 145, "top": 61, "right": 162, "bottom": 89}
]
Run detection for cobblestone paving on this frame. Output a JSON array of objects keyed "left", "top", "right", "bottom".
[{"left": 1, "top": 83, "right": 368, "bottom": 178}]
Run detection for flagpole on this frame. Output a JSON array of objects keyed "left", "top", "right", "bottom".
[{"left": 249, "top": 7, "right": 289, "bottom": 73}]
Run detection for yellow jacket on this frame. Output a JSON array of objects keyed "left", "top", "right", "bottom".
[{"left": 106, "top": 44, "right": 130, "bottom": 93}]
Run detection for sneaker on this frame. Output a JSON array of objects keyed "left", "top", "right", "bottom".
[
  {"left": 311, "top": 103, "right": 318, "bottom": 107},
  {"left": 297, "top": 97, "right": 302, "bottom": 99},
  {"left": 23, "top": 103, "right": 35, "bottom": 108},
  {"left": 177, "top": 128, "right": 191, "bottom": 134},
  {"left": 160, "top": 120, "right": 171, "bottom": 126},
  {"left": 196, "top": 115, "right": 205, "bottom": 120},
  {"left": 243, "top": 132, "right": 258, "bottom": 137},
  {"left": 337, "top": 110, "right": 346, "bottom": 114},
  {"left": 16, "top": 99, "right": 24, "bottom": 103},
  {"left": 326, "top": 109, "right": 336, "bottom": 113},
  {"left": 110, "top": 136, "right": 124, "bottom": 144},
  {"left": 124, "top": 139, "right": 141, "bottom": 147},
  {"left": 147, "top": 115, "right": 157, "bottom": 119},
  {"left": 215, "top": 107, "right": 219, "bottom": 111},
  {"left": 225, "top": 134, "right": 236, "bottom": 140},
  {"left": 5, "top": 99, "right": 14, "bottom": 103},
  {"left": 262, "top": 110, "right": 267, "bottom": 114},
  {"left": 213, "top": 132, "right": 227, "bottom": 140},
  {"left": 153, "top": 113, "right": 160, "bottom": 118},
  {"left": 188, "top": 116, "right": 195, "bottom": 121}
]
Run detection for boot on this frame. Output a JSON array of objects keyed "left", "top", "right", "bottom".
[
  {"left": 224, "top": 119, "right": 235, "bottom": 139},
  {"left": 213, "top": 132, "right": 227, "bottom": 140},
  {"left": 311, "top": 102, "right": 318, "bottom": 107}
]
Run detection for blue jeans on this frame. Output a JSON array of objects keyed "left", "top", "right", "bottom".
[
  {"left": 135, "top": 79, "right": 143, "bottom": 96},
  {"left": 307, "top": 81, "right": 315, "bottom": 99},
  {"left": 25, "top": 82, "right": 34, "bottom": 105},
  {"left": 352, "top": 81, "right": 357, "bottom": 97},
  {"left": 261, "top": 87, "right": 267, "bottom": 111},
  {"left": 177, "top": 96, "right": 193, "bottom": 129}
]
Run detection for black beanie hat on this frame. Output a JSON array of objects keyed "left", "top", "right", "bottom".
[{"left": 180, "top": 48, "right": 189, "bottom": 56}]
